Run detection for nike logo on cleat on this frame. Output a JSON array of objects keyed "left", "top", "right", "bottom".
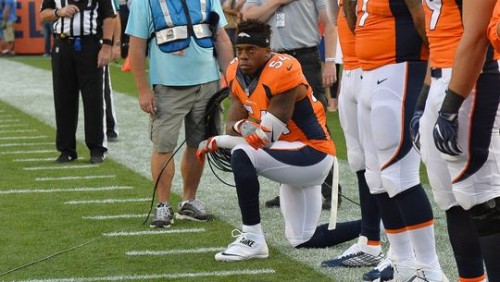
[
  {"left": 239, "top": 238, "right": 256, "bottom": 247},
  {"left": 377, "top": 78, "right": 388, "bottom": 84}
]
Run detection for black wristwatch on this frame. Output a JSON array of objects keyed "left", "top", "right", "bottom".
[{"left": 102, "top": 39, "right": 113, "bottom": 46}]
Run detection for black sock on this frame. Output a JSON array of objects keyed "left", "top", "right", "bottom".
[
  {"left": 295, "top": 220, "right": 362, "bottom": 249},
  {"left": 357, "top": 170, "right": 380, "bottom": 241}
]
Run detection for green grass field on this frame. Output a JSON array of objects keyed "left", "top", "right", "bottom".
[{"left": 0, "top": 57, "right": 451, "bottom": 281}]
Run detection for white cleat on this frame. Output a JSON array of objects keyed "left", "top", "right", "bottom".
[{"left": 215, "top": 229, "right": 269, "bottom": 262}]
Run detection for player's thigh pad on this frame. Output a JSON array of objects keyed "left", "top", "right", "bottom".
[
  {"left": 339, "top": 68, "right": 365, "bottom": 172},
  {"left": 420, "top": 70, "right": 458, "bottom": 210},
  {"left": 232, "top": 141, "right": 334, "bottom": 187}
]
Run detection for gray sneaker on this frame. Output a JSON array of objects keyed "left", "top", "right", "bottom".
[
  {"left": 175, "top": 199, "right": 213, "bottom": 222},
  {"left": 150, "top": 205, "right": 174, "bottom": 228}
]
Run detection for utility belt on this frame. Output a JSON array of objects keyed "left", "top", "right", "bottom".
[
  {"left": 279, "top": 46, "right": 318, "bottom": 57},
  {"left": 54, "top": 33, "right": 99, "bottom": 52}
]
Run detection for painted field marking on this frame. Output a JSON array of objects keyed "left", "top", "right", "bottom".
[
  {"left": 36, "top": 175, "right": 116, "bottom": 181},
  {"left": 13, "top": 158, "right": 55, "bottom": 162},
  {"left": 0, "top": 135, "right": 47, "bottom": 140},
  {"left": 0, "top": 119, "right": 20, "bottom": 123},
  {"left": 0, "top": 142, "right": 53, "bottom": 147},
  {"left": 0, "top": 149, "right": 53, "bottom": 155},
  {"left": 0, "top": 186, "right": 133, "bottom": 195},
  {"left": 103, "top": 228, "right": 205, "bottom": 237},
  {"left": 0, "top": 123, "right": 26, "bottom": 128},
  {"left": 65, "top": 198, "right": 150, "bottom": 205},
  {"left": 83, "top": 214, "right": 148, "bottom": 220},
  {"left": 24, "top": 164, "right": 98, "bottom": 171},
  {"left": 18, "top": 269, "right": 276, "bottom": 282},
  {"left": 0, "top": 129, "right": 37, "bottom": 134},
  {"left": 126, "top": 247, "right": 225, "bottom": 256}
]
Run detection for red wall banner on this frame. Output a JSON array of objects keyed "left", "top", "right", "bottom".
[{"left": 14, "top": 0, "right": 45, "bottom": 55}]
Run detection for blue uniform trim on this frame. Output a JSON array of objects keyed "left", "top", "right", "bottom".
[
  {"left": 455, "top": 73, "right": 500, "bottom": 183},
  {"left": 291, "top": 98, "right": 328, "bottom": 141},
  {"left": 263, "top": 146, "right": 327, "bottom": 167}
]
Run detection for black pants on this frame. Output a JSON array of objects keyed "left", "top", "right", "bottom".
[
  {"left": 286, "top": 49, "right": 327, "bottom": 111},
  {"left": 119, "top": 4, "right": 130, "bottom": 59},
  {"left": 52, "top": 36, "right": 107, "bottom": 156}
]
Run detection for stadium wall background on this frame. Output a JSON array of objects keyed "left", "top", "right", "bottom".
[{"left": 12, "top": 0, "right": 46, "bottom": 54}]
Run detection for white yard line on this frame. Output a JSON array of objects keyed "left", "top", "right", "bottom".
[
  {"left": 0, "top": 129, "right": 37, "bottom": 134},
  {"left": 65, "top": 198, "right": 150, "bottom": 204},
  {"left": 0, "top": 123, "right": 26, "bottom": 128},
  {"left": 35, "top": 175, "right": 116, "bottom": 181},
  {"left": 0, "top": 135, "right": 47, "bottom": 140},
  {"left": 0, "top": 118, "right": 20, "bottom": 122},
  {"left": 0, "top": 149, "right": 53, "bottom": 155},
  {"left": 18, "top": 269, "right": 276, "bottom": 282},
  {"left": 24, "top": 164, "right": 98, "bottom": 170},
  {"left": 13, "top": 157, "right": 56, "bottom": 162},
  {"left": 83, "top": 214, "right": 148, "bottom": 220},
  {"left": 103, "top": 228, "right": 206, "bottom": 237},
  {"left": 0, "top": 142, "right": 53, "bottom": 147},
  {"left": 0, "top": 186, "right": 133, "bottom": 194},
  {"left": 126, "top": 247, "right": 225, "bottom": 256}
]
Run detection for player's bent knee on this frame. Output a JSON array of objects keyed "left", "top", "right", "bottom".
[{"left": 469, "top": 197, "right": 500, "bottom": 237}]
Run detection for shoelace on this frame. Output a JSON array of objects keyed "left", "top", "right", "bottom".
[
  {"left": 157, "top": 206, "right": 172, "bottom": 219},
  {"left": 189, "top": 199, "right": 206, "bottom": 212},
  {"left": 231, "top": 229, "right": 243, "bottom": 238}
]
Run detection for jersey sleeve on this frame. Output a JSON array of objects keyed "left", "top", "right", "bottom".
[
  {"left": 266, "top": 54, "right": 305, "bottom": 96},
  {"left": 488, "top": 1, "right": 500, "bottom": 54}
]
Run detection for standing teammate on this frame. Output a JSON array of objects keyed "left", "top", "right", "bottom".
[
  {"left": 40, "top": 0, "right": 116, "bottom": 164},
  {"left": 410, "top": 1, "right": 486, "bottom": 281},
  {"left": 321, "top": 0, "right": 384, "bottom": 271},
  {"left": 347, "top": 0, "right": 447, "bottom": 280},
  {"left": 431, "top": 1, "right": 500, "bottom": 280}
]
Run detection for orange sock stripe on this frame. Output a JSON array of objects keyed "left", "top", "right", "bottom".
[
  {"left": 459, "top": 274, "right": 486, "bottom": 282},
  {"left": 367, "top": 240, "right": 381, "bottom": 246},
  {"left": 385, "top": 227, "right": 407, "bottom": 234},
  {"left": 405, "top": 219, "right": 435, "bottom": 231}
]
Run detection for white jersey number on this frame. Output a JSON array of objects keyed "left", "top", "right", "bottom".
[{"left": 424, "top": 0, "right": 443, "bottom": 30}]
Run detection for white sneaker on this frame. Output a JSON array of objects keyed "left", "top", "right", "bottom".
[
  {"left": 215, "top": 229, "right": 269, "bottom": 261},
  {"left": 412, "top": 269, "right": 449, "bottom": 282},
  {"left": 322, "top": 236, "right": 383, "bottom": 268},
  {"left": 384, "top": 264, "right": 417, "bottom": 282},
  {"left": 363, "top": 255, "right": 393, "bottom": 281}
]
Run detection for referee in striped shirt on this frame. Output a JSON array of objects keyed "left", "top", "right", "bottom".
[{"left": 40, "top": 0, "right": 116, "bottom": 164}]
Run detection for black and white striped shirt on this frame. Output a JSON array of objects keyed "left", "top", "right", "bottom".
[{"left": 41, "top": 0, "right": 116, "bottom": 37}]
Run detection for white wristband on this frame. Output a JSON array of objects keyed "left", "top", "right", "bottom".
[{"left": 325, "top": 57, "right": 336, "bottom": 63}]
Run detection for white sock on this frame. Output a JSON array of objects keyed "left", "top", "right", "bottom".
[{"left": 242, "top": 223, "right": 263, "bottom": 235}]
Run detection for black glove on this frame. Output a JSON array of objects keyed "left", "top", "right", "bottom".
[
  {"left": 432, "top": 88, "right": 465, "bottom": 156},
  {"left": 433, "top": 111, "right": 461, "bottom": 156},
  {"left": 410, "top": 110, "right": 423, "bottom": 153}
]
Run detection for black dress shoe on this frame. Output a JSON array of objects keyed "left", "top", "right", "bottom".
[
  {"left": 265, "top": 196, "right": 281, "bottom": 208},
  {"left": 89, "top": 151, "right": 105, "bottom": 164},
  {"left": 55, "top": 153, "right": 77, "bottom": 163},
  {"left": 107, "top": 132, "right": 118, "bottom": 142}
]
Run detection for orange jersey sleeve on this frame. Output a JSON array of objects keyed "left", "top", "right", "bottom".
[
  {"left": 423, "top": 0, "right": 463, "bottom": 68},
  {"left": 488, "top": 0, "right": 500, "bottom": 54},
  {"left": 338, "top": 0, "right": 360, "bottom": 70},
  {"left": 355, "top": 0, "right": 428, "bottom": 70},
  {"left": 225, "top": 54, "right": 336, "bottom": 156}
]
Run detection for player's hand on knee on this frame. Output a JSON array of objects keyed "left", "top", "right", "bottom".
[
  {"left": 233, "top": 119, "right": 270, "bottom": 150},
  {"left": 410, "top": 110, "right": 423, "bottom": 153},
  {"left": 433, "top": 111, "right": 462, "bottom": 156},
  {"left": 196, "top": 137, "right": 218, "bottom": 163}
]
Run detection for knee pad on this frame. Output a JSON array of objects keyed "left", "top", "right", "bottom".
[{"left": 469, "top": 197, "right": 500, "bottom": 237}]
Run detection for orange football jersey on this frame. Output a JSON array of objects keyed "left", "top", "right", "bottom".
[
  {"left": 355, "top": 0, "right": 428, "bottom": 70},
  {"left": 338, "top": 0, "right": 360, "bottom": 70},
  {"left": 488, "top": 0, "right": 500, "bottom": 54},
  {"left": 225, "top": 53, "right": 336, "bottom": 156},
  {"left": 423, "top": 0, "right": 463, "bottom": 68}
]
